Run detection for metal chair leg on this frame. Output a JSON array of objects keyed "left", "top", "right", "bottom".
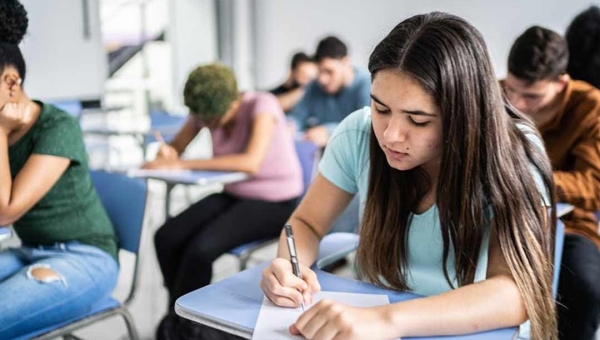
[{"left": 116, "top": 308, "right": 140, "bottom": 340}]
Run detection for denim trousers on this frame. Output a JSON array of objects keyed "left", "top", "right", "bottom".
[{"left": 0, "top": 241, "right": 118, "bottom": 339}]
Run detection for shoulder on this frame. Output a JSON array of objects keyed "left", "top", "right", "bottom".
[
  {"left": 36, "top": 102, "right": 80, "bottom": 133},
  {"left": 330, "top": 107, "right": 372, "bottom": 139},
  {"left": 568, "top": 80, "right": 600, "bottom": 115}
]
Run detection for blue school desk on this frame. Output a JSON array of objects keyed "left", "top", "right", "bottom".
[
  {"left": 175, "top": 262, "right": 518, "bottom": 340},
  {"left": 127, "top": 170, "right": 249, "bottom": 218}
]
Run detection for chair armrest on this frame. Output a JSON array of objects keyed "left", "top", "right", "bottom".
[{"left": 316, "top": 232, "right": 359, "bottom": 269}]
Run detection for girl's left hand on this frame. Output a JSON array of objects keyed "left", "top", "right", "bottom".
[{"left": 290, "top": 300, "right": 395, "bottom": 340}]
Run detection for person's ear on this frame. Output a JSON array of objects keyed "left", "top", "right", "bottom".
[
  {"left": 555, "top": 74, "right": 570, "bottom": 93},
  {"left": 4, "top": 71, "right": 22, "bottom": 97}
]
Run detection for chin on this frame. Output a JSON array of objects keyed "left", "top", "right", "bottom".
[{"left": 385, "top": 157, "right": 414, "bottom": 171}]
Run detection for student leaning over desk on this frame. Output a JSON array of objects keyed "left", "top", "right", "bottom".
[
  {"left": 143, "top": 63, "right": 303, "bottom": 340},
  {"left": 261, "top": 12, "right": 558, "bottom": 340},
  {"left": 0, "top": 1, "right": 119, "bottom": 338}
]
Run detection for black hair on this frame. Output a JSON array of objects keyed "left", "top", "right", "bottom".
[
  {"left": 314, "top": 36, "right": 347, "bottom": 62},
  {"left": 0, "top": 0, "right": 28, "bottom": 82},
  {"left": 566, "top": 6, "right": 600, "bottom": 88},
  {"left": 508, "top": 26, "right": 568, "bottom": 83},
  {"left": 290, "top": 52, "right": 313, "bottom": 70}
]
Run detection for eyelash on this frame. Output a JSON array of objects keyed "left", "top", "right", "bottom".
[
  {"left": 408, "top": 116, "right": 429, "bottom": 127},
  {"left": 374, "top": 107, "right": 430, "bottom": 127}
]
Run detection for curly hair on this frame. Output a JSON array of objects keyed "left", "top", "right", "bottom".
[
  {"left": 566, "top": 6, "right": 600, "bottom": 88},
  {"left": 183, "top": 64, "right": 238, "bottom": 121},
  {"left": 0, "top": 0, "right": 28, "bottom": 81},
  {"left": 508, "top": 26, "right": 568, "bottom": 83}
]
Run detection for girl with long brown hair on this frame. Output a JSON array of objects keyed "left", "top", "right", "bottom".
[{"left": 260, "top": 12, "right": 557, "bottom": 340}]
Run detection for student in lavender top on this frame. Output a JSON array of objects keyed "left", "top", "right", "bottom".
[
  {"left": 288, "top": 36, "right": 371, "bottom": 147},
  {"left": 270, "top": 52, "right": 318, "bottom": 112},
  {"left": 0, "top": 1, "right": 118, "bottom": 338},
  {"left": 144, "top": 64, "right": 303, "bottom": 340}
]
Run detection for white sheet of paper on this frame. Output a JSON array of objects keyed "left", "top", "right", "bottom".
[{"left": 252, "top": 291, "right": 390, "bottom": 340}]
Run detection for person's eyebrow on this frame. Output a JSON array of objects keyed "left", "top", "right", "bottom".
[{"left": 371, "top": 94, "right": 436, "bottom": 117}]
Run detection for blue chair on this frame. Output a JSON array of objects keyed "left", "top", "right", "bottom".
[
  {"left": 316, "top": 232, "right": 360, "bottom": 269},
  {"left": 553, "top": 219, "right": 566, "bottom": 299},
  {"left": 228, "top": 140, "right": 321, "bottom": 270},
  {"left": 18, "top": 171, "right": 147, "bottom": 340}
]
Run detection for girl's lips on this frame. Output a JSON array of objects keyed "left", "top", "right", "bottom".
[{"left": 384, "top": 145, "right": 409, "bottom": 160}]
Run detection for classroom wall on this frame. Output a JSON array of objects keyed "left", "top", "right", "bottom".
[
  {"left": 168, "top": 0, "right": 218, "bottom": 111},
  {"left": 254, "top": 0, "right": 593, "bottom": 90},
  {"left": 20, "top": 0, "right": 107, "bottom": 102}
]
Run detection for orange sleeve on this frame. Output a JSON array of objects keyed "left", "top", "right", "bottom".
[{"left": 554, "top": 113, "right": 600, "bottom": 211}]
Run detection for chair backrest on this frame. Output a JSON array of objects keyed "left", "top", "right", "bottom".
[
  {"left": 294, "top": 140, "right": 320, "bottom": 197},
  {"left": 89, "top": 170, "right": 147, "bottom": 254}
]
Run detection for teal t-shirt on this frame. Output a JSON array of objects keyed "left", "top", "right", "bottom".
[
  {"left": 319, "top": 107, "right": 550, "bottom": 296},
  {"left": 8, "top": 101, "right": 118, "bottom": 261}
]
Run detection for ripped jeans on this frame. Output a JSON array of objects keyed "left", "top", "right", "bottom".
[{"left": 0, "top": 241, "right": 118, "bottom": 339}]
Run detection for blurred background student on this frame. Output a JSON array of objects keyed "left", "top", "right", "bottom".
[
  {"left": 0, "top": 1, "right": 118, "bottom": 338},
  {"left": 288, "top": 36, "right": 371, "bottom": 147},
  {"left": 566, "top": 6, "right": 600, "bottom": 89},
  {"left": 270, "top": 52, "right": 317, "bottom": 112},
  {"left": 145, "top": 64, "right": 303, "bottom": 340},
  {"left": 503, "top": 26, "right": 600, "bottom": 340}
]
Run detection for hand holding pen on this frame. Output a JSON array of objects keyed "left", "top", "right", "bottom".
[
  {"left": 285, "top": 224, "right": 306, "bottom": 310},
  {"left": 259, "top": 225, "right": 321, "bottom": 309},
  {"left": 153, "top": 130, "right": 178, "bottom": 161}
]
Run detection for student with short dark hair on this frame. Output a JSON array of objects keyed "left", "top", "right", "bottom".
[
  {"left": 288, "top": 35, "right": 371, "bottom": 147},
  {"left": 146, "top": 64, "right": 303, "bottom": 340},
  {"left": 566, "top": 6, "right": 600, "bottom": 89},
  {"left": 270, "top": 52, "right": 317, "bottom": 112},
  {"left": 263, "top": 12, "right": 557, "bottom": 340},
  {"left": 0, "top": 1, "right": 119, "bottom": 338},
  {"left": 504, "top": 25, "right": 600, "bottom": 340}
]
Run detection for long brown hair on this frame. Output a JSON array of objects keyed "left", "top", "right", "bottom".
[{"left": 357, "top": 12, "right": 557, "bottom": 339}]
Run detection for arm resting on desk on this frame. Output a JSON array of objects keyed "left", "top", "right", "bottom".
[{"left": 180, "top": 113, "right": 276, "bottom": 175}]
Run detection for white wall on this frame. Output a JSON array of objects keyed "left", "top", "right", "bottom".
[
  {"left": 254, "top": 0, "right": 594, "bottom": 90},
  {"left": 168, "top": 0, "right": 218, "bottom": 111},
  {"left": 20, "top": 0, "right": 107, "bottom": 101}
]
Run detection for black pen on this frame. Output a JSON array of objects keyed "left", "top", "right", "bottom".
[{"left": 284, "top": 224, "right": 306, "bottom": 311}]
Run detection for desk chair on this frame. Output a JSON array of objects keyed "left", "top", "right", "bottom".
[
  {"left": 18, "top": 171, "right": 148, "bottom": 340},
  {"left": 228, "top": 140, "right": 321, "bottom": 270},
  {"left": 553, "top": 219, "right": 565, "bottom": 299}
]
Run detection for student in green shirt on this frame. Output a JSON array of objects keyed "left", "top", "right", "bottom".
[{"left": 0, "top": 1, "right": 118, "bottom": 338}]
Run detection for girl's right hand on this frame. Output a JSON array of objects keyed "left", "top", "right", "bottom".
[
  {"left": 156, "top": 144, "right": 179, "bottom": 161},
  {"left": 260, "top": 258, "right": 321, "bottom": 308}
]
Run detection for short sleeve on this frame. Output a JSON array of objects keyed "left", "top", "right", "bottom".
[
  {"left": 318, "top": 109, "right": 370, "bottom": 194},
  {"left": 33, "top": 113, "right": 85, "bottom": 164},
  {"left": 252, "top": 92, "right": 284, "bottom": 120}
]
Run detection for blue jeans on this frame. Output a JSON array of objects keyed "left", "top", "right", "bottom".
[{"left": 0, "top": 242, "right": 119, "bottom": 339}]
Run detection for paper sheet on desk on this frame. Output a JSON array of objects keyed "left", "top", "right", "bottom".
[{"left": 252, "top": 291, "right": 391, "bottom": 340}]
